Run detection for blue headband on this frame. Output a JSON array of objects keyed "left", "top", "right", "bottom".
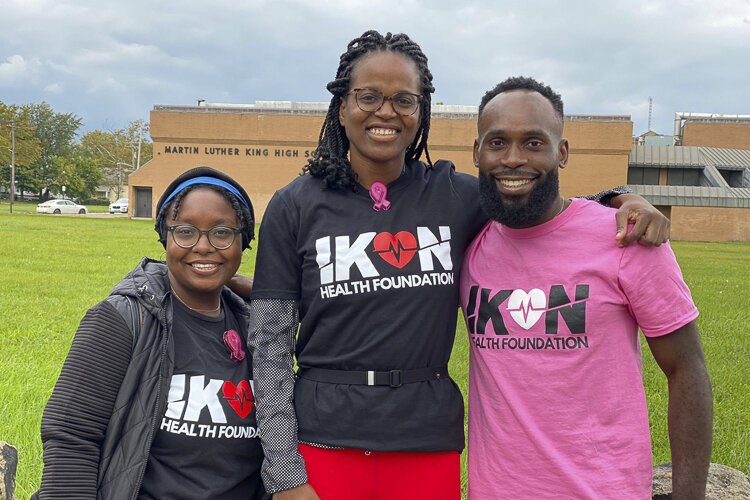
[{"left": 160, "top": 176, "right": 250, "bottom": 211}]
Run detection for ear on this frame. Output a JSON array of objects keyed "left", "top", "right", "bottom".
[
  {"left": 339, "top": 96, "right": 347, "bottom": 127},
  {"left": 558, "top": 138, "right": 569, "bottom": 169},
  {"left": 473, "top": 138, "right": 480, "bottom": 169}
]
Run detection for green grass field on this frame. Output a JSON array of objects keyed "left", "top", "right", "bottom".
[{"left": 0, "top": 211, "right": 747, "bottom": 498}]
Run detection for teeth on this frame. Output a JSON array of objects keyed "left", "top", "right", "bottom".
[
  {"left": 370, "top": 128, "right": 397, "bottom": 136},
  {"left": 499, "top": 178, "right": 532, "bottom": 188},
  {"left": 191, "top": 263, "right": 217, "bottom": 270}
]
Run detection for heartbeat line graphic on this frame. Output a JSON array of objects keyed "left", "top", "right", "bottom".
[
  {"left": 222, "top": 380, "right": 254, "bottom": 418},
  {"left": 227, "top": 391, "right": 247, "bottom": 406},
  {"left": 507, "top": 299, "right": 589, "bottom": 317},
  {"left": 375, "top": 238, "right": 417, "bottom": 260},
  {"left": 417, "top": 241, "right": 441, "bottom": 250},
  {"left": 506, "top": 287, "right": 589, "bottom": 331},
  {"left": 373, "top": 231, "right": 418, "bottom": 269},
  {"left": 508, "top": 299, "right": 544, "bottom": 322},
  {"left": 546, "top": 300, "right": 588, "bottom": 311}
]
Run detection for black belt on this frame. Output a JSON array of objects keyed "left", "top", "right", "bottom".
[{"left": 297, "top": 366, "right": 449, "bottom": 388}]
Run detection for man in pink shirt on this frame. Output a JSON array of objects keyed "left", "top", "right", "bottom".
[{"left": 460, "top": 76, "right": 713, "bottom": 499}]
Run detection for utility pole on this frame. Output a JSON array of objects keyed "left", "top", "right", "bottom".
[
  {"left": 136, "top": 131, "right": 143, "bottom": 169},
  {"left": 9, "top": 121, "right": 15, "bottom": 214}
]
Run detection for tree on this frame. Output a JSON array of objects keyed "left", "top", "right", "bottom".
[
  {"left": 50, "top": 152, "right": 101, "bottom": 201},
  {"left": 25, "top": 102, "right": 82, "bottom": 199},
  {"left": 79, "top": 119, "right": 152, "bottom": 199},
  {"left": 0, "top": 102, "right": 42, "bottom": 195},
  {"left": 126, "top": 119, "right": 153, "bottom": 167}
]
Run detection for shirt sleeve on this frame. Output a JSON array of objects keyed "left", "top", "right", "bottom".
[
  {"left": 37, "top": 300, "right": 133, "bottom": 499},
  {"left": 582, "top": 185, "right": 633, "bottom": 206},
  {"left": 617, "top": 242, "right": 699, "bottom": 337},
  {"left": 248, "top": 298, "right": 307, "bottom": 493},
  {"left": 251, "top": 190, "right": 302, "bottom": 300}
]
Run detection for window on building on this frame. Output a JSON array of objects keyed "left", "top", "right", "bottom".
[
  {"left": 667, "top": 168, "right": 702, "bottom": 186},
  {"left": 717, "top": 169, "right": 744, "bottom": 187},
  {"left": 627, "top": 167, "right": 660, "bottom": 185}
]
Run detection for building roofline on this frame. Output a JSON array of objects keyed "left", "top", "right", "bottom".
[
  {"left": 630, "top": 145, "right": 750, "bottom": 169},
  {"left": 152, "top": 102, "right": 629, "bottom": 122},
  {"left": 629, "top": 184, "right": 750, "bottom": 207},
  {"left": 676, "top": 112, "right": 750, "bottom": 123}
]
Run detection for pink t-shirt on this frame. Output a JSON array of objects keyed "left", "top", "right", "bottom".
[{"left": 460, "top": 198, "right": 698, "bottom": 499}]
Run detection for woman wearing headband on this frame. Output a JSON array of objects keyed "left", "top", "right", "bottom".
[{"left": 35, "top": 167, "right": 267, "bottom": 499}]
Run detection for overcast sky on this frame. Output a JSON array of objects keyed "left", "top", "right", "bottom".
[{"left": 2, "top": 0, "right": 749, "bottom": 138}]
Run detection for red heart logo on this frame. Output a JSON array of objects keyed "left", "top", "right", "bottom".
[
  {"left": 373, "top": 231, "right": 418, "bottom": 269},
  {"left": 222, "top": 380, "right": 254, "bottom": 419}
]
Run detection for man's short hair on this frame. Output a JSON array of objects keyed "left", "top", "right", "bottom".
[{"left": 478, "top": 76, "right": 564, "bottom": 120}]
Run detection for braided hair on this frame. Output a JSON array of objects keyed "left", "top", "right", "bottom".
[
  {"left": 156, "top": 185, "right": 255, "bottom": 250},
  {"left": 304, "top": 30, "right": 435, "bottom": 191}
]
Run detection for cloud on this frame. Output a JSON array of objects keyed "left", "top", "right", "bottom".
[
  {"left": 0, "top": 0, "right": 747, "bottom": 134},
  {"left": 0, "top": 55, "right": 43, "bottom": 86},
  {"left": 43, "top": 83, "right": 63, "bottom": 94}
]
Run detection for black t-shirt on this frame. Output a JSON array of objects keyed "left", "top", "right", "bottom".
[
  {"left": 139, "top": 298, "right": 265, "bottom": 499},
  {"left": 251, "top": 160, "right": 486, "bottom": 452}
]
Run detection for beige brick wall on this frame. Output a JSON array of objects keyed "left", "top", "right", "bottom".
[
  {"left": 682, "top": 122, "right": 750, "bottom": 150},
  {"left": 671, "top": 207, "right": 750, "bottom": 242},
  {"left": 130, "top": 107, "right": 750, "bottom": 242},
  {"left": 130, "top": 110, "right": 630, "bottom": 221}
]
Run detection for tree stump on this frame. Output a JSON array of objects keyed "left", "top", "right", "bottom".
[{"left": 0, "top": 442, "right": 18, "bottom": 500}]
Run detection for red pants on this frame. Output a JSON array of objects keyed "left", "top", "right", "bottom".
[{"left": 299, "top": 443, "right": 461, "bottom": 500}]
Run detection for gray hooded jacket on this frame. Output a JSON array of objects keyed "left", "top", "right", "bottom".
[{"left": 36, "top": 258, "right": 253, "bottom": 500}]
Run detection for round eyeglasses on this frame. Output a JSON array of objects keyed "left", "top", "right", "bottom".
[
  {"left": 348, "top": 88, "right": 422, "bottom": 116},
  {"left": 167, "top": 224, "right": 241, "bottom": 250}
]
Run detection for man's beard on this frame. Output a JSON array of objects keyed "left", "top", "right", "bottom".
[{"left": 479, "top": 168, "right": 560, "bottom": 228}]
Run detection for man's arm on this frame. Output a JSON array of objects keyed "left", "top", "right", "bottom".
[
  {"left": 610, "top": 193, "right": 671, "bottom": 247},
  {"left": 228, "top": 274, "right": 253, "bottom": 300},
  {"left": 645, "top": 321, "right": 712, "bottom": 499}
]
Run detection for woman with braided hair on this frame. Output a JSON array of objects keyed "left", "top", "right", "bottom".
[
  {"left": 303, "top": 31, "right": 435, "bottom": 191},
  {"left": 248, "top": 31, "right": 669, "bottom": 500}
]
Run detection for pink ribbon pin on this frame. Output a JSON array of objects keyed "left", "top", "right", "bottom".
[
  {"left": 370, "top": 181, "right": 392, "bottom": 211},
  {"left": 223, "top": 329, "right": 246, "bottom": 363}
]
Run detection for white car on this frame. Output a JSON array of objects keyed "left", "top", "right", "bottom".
[
  {"left": 109, "top": 198, "right": 129, "bottom": 214},
  {"left": 36, "top": 199, "right": 88, "bottom": 214}
]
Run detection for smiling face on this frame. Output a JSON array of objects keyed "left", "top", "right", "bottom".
[
  {"left": 166, "top": 187, "right": 242, "bottom": 310},
  {"left": 474, "top": 89, "right": 569, "bottom": 228},
  {"left": 339, "top": 51, "right": 422, "bottom": 185}
]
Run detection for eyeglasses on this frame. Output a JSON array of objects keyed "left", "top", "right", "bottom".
[
  {"left": 167, "top": 224, "right": 242, "bottom": 250},
  {"left": 348, "top": 88, "right": 422, "bottom": 116}
]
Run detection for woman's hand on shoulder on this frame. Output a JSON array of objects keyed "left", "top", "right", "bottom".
[
  {"left": 611, "top": 193, "right": 671, "bottom": 247},
  {"left": 273, "top": 483, "right": 320, "bottom": 500},
  {"left": 228, "top": 274, "right": 253, "bottom": 300}
]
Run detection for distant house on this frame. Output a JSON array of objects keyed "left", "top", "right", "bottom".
[
  {"left": 634, "top": 130, "right": 675, "bottom": 147},
  {"left": 94, "top": 185, "right": 128, "bottom": 202}
]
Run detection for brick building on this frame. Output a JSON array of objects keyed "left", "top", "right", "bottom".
[{"left": 128, "top": 103, "right": 749, "bottom": 242}]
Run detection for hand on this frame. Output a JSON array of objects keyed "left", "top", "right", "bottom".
[
  {"left": 227, "top": 274, "right": 253, "bottom": 300},
  {"left": 273, "top": 483, "right": 320, "bottom": 500},
  {"left": 612, "top": 194, "right": 671, "bottom": 247}
]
